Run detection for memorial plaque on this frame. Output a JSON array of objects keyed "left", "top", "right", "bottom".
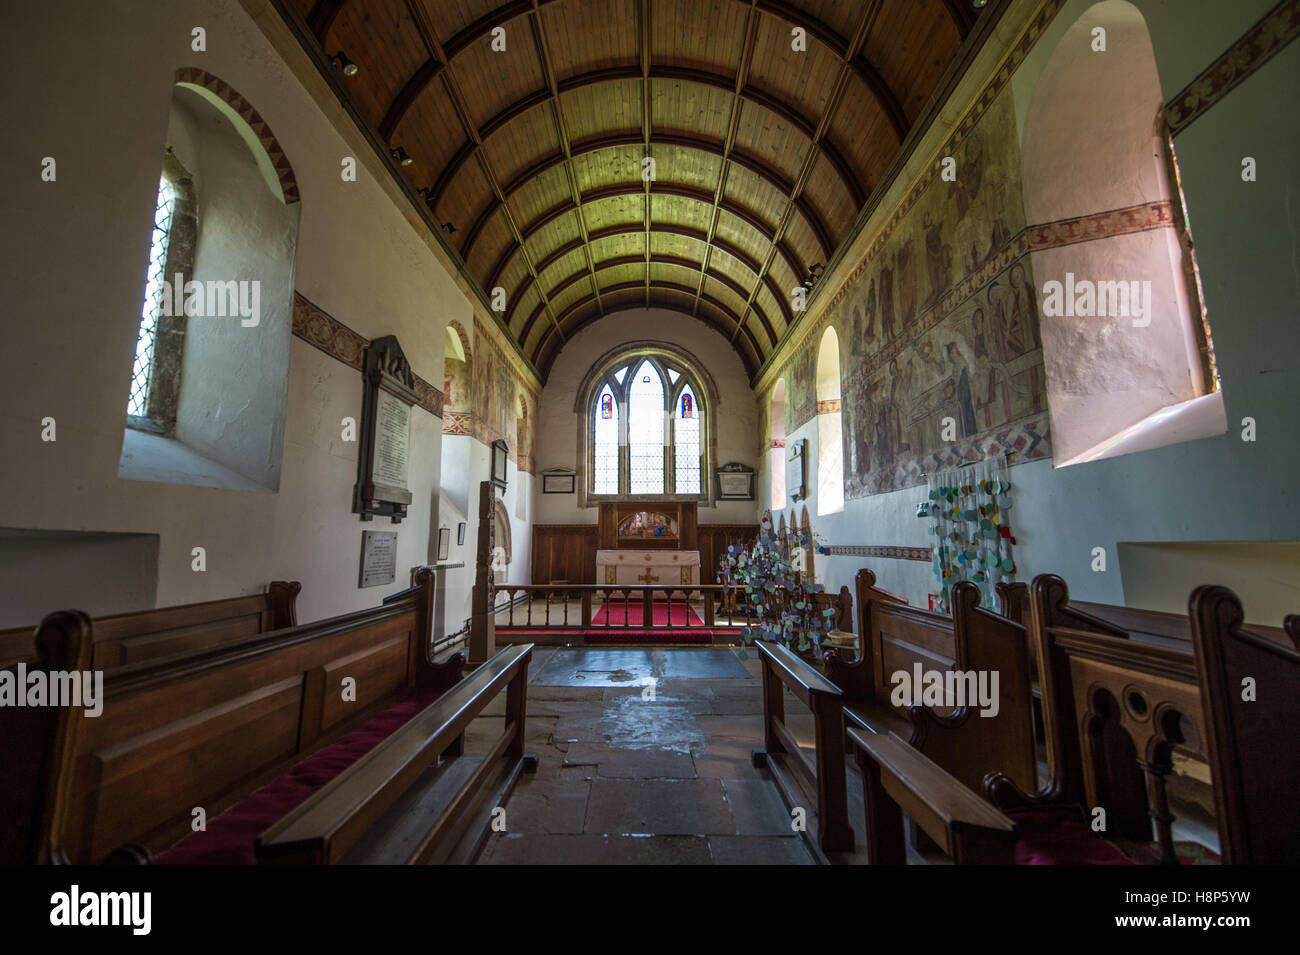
[
  {"left": 359, "top": 530, "right": 398, "bottom": 587},
  {"left": 353, "top": 335, "right": 418, "bottom": 523},
  {"left": 372, "top": 389, "right": 410, "bottom": 489},
  {"left": 715, "top": 462, "right": 755, "bottom": 500}
]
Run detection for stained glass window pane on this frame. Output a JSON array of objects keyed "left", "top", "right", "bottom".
[
  {"left": 613, "top": 366, "right": 628, "bottom": 384},
  {"left": 127, "top": 177, "right": 177, "bottom": 417},
  {"left": 667, "top": 368, "right": 680, "bottom": 384},
  {"left": 593, "top": 384, "right": 619, "bottom": 494},
  {"left": 674, "top": 385, "right": 701, "bottom": 494},
  {"left": 628, "top": 361, "right": 665, "bottom": 493}
]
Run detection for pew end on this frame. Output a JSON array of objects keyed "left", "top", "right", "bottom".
[
  {"left": 753, "top": 640, "right": 855, "bottom": 861},
  {"left": 848, "top": 727, "right": 1018, "bottom": 865},
  {"left": 1190, "top": 586, "right": 1300, "bottom": 864}
]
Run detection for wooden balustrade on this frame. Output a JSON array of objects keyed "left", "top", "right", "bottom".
[
  {"left": 492, "top": 580, "right": 847, "bottom": 634},
  {"left": 492, "top": 584, "right": 761, "bottom": 630}
]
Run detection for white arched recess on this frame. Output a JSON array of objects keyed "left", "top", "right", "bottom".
[
  {"left": 770, "top": 379, "right": 787, "bottom": 511},
  {"left": 1023, "top": 0, "right": 1224, "bottom": 466},
  {"left": 815, "top": 328, "right": 844, "bottom": 515}
]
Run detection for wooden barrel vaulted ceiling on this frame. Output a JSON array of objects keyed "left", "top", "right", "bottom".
[{"left": 275, "top": 0, "right": 985, "bottom": 380}]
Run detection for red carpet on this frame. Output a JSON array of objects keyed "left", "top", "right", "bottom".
[{"left": 591, "top": 602, "right": 704, "bottom": 626}]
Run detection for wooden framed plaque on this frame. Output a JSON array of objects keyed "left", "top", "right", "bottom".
[{"left": 353, "top": 335, "right": 418, "bottom": 524}]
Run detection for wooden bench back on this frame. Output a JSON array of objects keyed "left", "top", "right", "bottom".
[
  {"left": 256, "top": 643, "right": 534, "bottom": 865},
  {"left": 826, "top": 569, "right": 908, "bottom": 698},
  {"left": 829, "top": 570, "right": 1036, "bottom": 794},
  {"left": 1012, "top": 574, "right": 1202, "bottom": 859},
  {"left": 0, "top": 582, "right": 300, "bottom": 671},
  {"left": 1191, "top": 586, "right": 1300, "bottom": 864},
  {"left": 15, "top": 569, "right": 458, "bottom": 864},
  {"left": 1004, "top": 576, "right": 1294, "bottom": 650}
]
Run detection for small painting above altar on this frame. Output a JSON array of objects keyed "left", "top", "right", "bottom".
[
  {"left": 599, "top": 500, "right": 697, "bottom": 551},
  {"left": 617, "top": 510, "right": 680, "bottom": 542}
]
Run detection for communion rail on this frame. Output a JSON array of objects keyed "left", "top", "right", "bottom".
[{"left": 492, "top": 584, "right": 767, "bottom": 630}]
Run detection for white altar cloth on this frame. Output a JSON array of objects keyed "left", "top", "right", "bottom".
[{"left": 596, "top": 549, "right": 701, "bottom": 588}]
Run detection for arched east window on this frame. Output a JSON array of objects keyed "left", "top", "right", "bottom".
[{"left": 583, "top": 351, "right": 709, "bottom": 499}]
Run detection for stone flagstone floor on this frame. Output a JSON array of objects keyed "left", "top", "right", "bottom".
[
  {"left": 467, "top": 645, "right": 831, "bottom": 865},
  {"left": 460, "top": 645, "right": 1220, "bottom": 865}
]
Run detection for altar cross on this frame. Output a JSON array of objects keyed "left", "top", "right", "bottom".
[{"left": 636, "top": 568, "right": 660, "bottom": 585}]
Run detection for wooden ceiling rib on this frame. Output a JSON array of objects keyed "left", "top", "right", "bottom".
[{"left": 285, "top": 0, "right": 978, "bottom": 380}]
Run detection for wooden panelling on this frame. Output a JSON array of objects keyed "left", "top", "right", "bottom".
[
  {"left": 531, "top": 524, "right": 599, "bottom": 583},
  {"left": 697, "top": 524, "right": 760, "bottom": 584},
  {"left": 532, "top": 521, "right": 757, "bottom": 585}
]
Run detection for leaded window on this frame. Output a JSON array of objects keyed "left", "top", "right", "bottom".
[
  {"left": 586, "top": 354, "right": 706, "bottom": 498},
  {"left": 128, "top": 176, "right": 178, "bottom": 418}
]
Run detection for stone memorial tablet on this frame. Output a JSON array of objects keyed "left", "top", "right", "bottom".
[
  {"left": 372, "top": 388, "right": 410, "bottom": 489},
  {"left": 353, "top": 335, "right": 418, "bottom": 523},
  {"left": 359, "top": 530, "right": 398, "bottom": 587}
]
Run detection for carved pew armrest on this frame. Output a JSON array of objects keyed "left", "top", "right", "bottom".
[{"left": 849, "top": 727, "right": 1018, "bottom": 865}]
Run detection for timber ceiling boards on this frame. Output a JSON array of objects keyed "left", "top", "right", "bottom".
[{"left": 280, "top": 0, "right": 980, "bottom": 381}]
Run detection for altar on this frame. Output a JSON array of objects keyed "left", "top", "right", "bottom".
[
  {"left": 594, "top": 500, "right": 702, "bottom": 592},
  {"left": 597, "top": 549, "right": 701, "bottom": 587}
]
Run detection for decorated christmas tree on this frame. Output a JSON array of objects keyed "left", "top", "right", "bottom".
[{"left": 717, "top": 511, "right": 835, "bottom": 659}]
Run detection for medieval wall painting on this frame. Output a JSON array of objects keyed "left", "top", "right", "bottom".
[
  {"left": 443, "top": 317, "right": 538, "bottom": 473},
  {"left": 764, "top": 89, "right": 1052, "bottom": 499}
]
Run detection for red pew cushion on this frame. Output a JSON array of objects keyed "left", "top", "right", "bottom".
[
  {"left": 155, "top": 688, "right": 442, "bottom": 865},
  {"left": 1008, "top": 806, "right": 1136, "bottom": 865}
]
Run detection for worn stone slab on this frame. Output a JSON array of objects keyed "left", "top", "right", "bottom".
[
  {"left": 562, "top": 743, "right": 697, "bottom": 779},
  {"left": 708, "top": 835, "right": 814, "bottom": 865},
  {"left": 694, "top": 714, "right": 765, "bottom": 740},
  {"left": 585, "top": 779, "right": 734, "bottom": 835},
  {"left": 722, "top": 778, "right": 799, "bottom": 836},
  {"left": 496, "top": 777, "right": 590, "bottom": 835},
  {"left": 692, "top": 737, "right": 765, "bottom": 779}
]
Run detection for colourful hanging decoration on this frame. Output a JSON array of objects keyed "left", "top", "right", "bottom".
[{"left": 920, "top": 456, "right": 1016, "bottom": 615}]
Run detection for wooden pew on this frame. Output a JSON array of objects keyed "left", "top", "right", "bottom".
[
  {"left": 751, "top": 640, "right": 854, "bottom": 858},
  {"left": 1190, "top": 586, "right": 1300, "bottom": 864},
  {"left": 7, "top": 569, "right": 463, "bottom": 864},
  {"left": 985, "top": 574, "right": 1204, "bottom": 864},
  {"left": 999, "top": 578, "right": 1297, "bottom": 650},
  {"left": 256, "top": 643, "right": 534, "bottom": 865},
  {"left": 852, "top": 580, "right": 1296, "bottom": 866},
  {"left": 0, "top": 581, "right": 301, "bottom": 671},
  {"left": 825, "top": 571, "right": 1037, "bottom": 797}
]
